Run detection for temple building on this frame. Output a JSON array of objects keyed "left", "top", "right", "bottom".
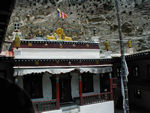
[{"left": 11, "top": 31, "right": 115, "bottom": 113}]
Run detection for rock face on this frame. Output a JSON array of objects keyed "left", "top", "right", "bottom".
[{"left": 5, "top": 0, "right": 150, "bottom": 53}]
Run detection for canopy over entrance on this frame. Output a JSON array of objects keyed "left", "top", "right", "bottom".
[{"left": 14, "top": 65, "right": 112, "bottom": 76}]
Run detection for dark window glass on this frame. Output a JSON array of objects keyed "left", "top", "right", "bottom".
[
  {"left": 100, "top": 73, "right": 110, "bottom": 92},
  {"left": 82, "top": 73, "right": 94, "bottom": 93},
  {"left": 132, "top": 66, "right": 139, "bottom": 78},
  {"left": 23, "top": 74, "right": 43, "bottom": 99}
]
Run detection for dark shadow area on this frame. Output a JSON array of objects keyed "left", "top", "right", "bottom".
[{"left": 0, "top": 77, "right": 34, "bottom": 113}]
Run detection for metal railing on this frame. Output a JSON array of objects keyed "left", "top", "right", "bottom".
[
  {"left": 82, "top": 92, "right": 112, "bottom": 105},
  {"left": 32, "top": 99, "right": 57, "bottom": 112}
]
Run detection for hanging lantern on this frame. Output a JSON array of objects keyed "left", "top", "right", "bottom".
[
  {"left": 128, "top": 40, "right": 132, "bottom": 48},
  {"left": 14, "top": 33, "right": 20, "bottom": 49},
  {"left": 105, "top": 40, "right": 110, "bottom": 51}
]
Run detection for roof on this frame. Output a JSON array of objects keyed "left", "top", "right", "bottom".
[
  {"left": 112, "top": 50, "right": 150, "bottom": 63},
  {"left": 13, "top": 40, "right": 101, "bottom": 59}
]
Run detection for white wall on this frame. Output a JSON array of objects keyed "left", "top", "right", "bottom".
[
  {"left": 71, "top": 72, "right": 79, "bottom": 98},
  {"left": 93, "top": 74, "right": 100, "bottom": 93},
  {"left": 42, "top": 101, "right": 114, "bottom": 113},
  {"left": 42, "top": 73, "right": 52, "bottom": 99},
  {"left": 14, "top": 48, "right": 100, "bottom": 59},
  {"left": 80, "top": 101, "right": 114, "bottom": 113}
]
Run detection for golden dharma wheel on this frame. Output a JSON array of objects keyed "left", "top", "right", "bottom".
[{"left": 56, "top": 28, "right": 63, "bottom": 35}]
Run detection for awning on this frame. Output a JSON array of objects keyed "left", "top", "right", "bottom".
[{"left": 14, "top": 65, "right": 112, "bottom": 76}]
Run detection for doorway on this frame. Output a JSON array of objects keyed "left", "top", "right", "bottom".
[{"left": 59, "top": 74, "right": 72, "bottom": 103}]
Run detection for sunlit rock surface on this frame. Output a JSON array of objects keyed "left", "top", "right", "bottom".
[{"left": 5, "top": 0, "right": 150, "bottom": 53}]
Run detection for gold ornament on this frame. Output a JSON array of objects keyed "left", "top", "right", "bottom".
[
  {"left": 105, "top": 40, "right": 109, "bottom": 51},
  {"left": 86, "top": 44, "right": 90, "bottom": 48},
  {"left": 35, "top": 61, "right": 39, "bottom": 65},
  {"left": 28, "top": 42, "right": 32, "bottom": 47},
  {"left": 44, "top": 43, "right": 48, "bottom": 46},
  {"left": 128, "top": 40, "right": 132, "bottom": 48},
  {"left": 56, "top": 60, "right": 60, "bottom": 64},
  {"left": 73, "top": 44, "right": 76, "bottom": 47},
  {"left": 56, "top": 28, "right": 63, "bottom": 35},
  {"left": 14, "top": 34, "right": 20, "bottom": 48},
  {"left": 96, "top": 60, "right": 99, "bottom": 64},
  {"left": 68, "top": 61, "right": 72, "bottom": 66},
  {"left": 59, "top": 44, "right": 63, "bottom": 48}
]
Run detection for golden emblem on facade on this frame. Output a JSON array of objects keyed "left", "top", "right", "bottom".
[{"left": 28, "top": 42, "right": 32, "bottom": 47}]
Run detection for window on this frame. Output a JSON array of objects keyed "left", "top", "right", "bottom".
[
  {"left": 82, "top": 73, "right": 94, "bottom": 93},
  {"left": 100, "top": 73, "right": 110, "bottom": 93},
  {"left": 23, "top": 74, "right": 43, "bottom": 99},
  {"left": 133, "top": 66, "right": 139, "bottom": 77},
  {"left": 134, "top": 89, "right": 142, "bottom": 99},
  {"left": 116, "top": 67, "right": 120, "bottom": 78},
  {"left": 14, "top": 23, "right": 19, "bottom": 30}
]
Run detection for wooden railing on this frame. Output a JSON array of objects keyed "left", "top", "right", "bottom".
[
  {"left": 82, "top": 92, "right": 112, "bottom": 105},
  {"left": 32, "top": 99, "right": 57, "bottom": 112}
]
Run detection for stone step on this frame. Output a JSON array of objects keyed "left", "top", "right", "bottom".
[
  {"left": 62, "top": 108, "right": 79, "bottom": 113},
  {"left": 61, "top": 105, "right": 80, "bottom": 113}
]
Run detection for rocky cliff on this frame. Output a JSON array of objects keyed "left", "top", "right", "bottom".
[{"left": 5, "top": 0, "right": 150, "bottom": 53}]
